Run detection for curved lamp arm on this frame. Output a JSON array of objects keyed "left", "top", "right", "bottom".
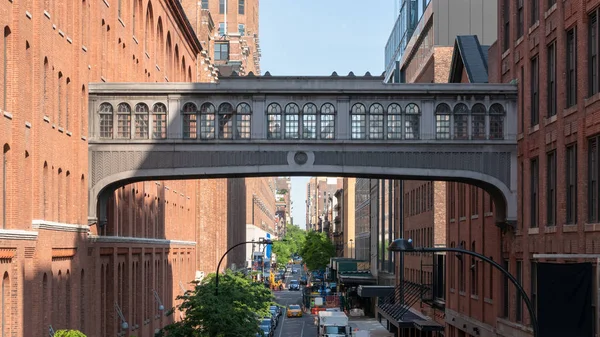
[{"left": 215, "top": 239, "right": 273, "bottom": 296}]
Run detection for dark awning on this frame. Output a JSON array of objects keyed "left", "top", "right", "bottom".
[
  {"left": 414, "top": 319, "right": 444, "bottom": 332},
  {"left": 378, "top": 305, "right": 444, "bottom": 332},
  {"left": 338, "top": 274, "right": 377, "bottom": 285},
  {"left": 357, "top": 285, "right": 394, "bottom": 298}
]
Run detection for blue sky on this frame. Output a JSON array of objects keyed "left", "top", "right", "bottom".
[{"left": 259, "top": 0, "right": 396, "bottom": 229}]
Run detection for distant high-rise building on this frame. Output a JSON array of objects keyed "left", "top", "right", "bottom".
[{"left": 305, "top": 177, "right": 341, "bottom": 232}]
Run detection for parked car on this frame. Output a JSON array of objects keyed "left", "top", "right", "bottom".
[
  {"left": 260, "top": 318, "right": 274, "bottom": 335},
  {"left": 287, "top": 304, "right": 303, "bottom": 318},
  {"left": 269, "top": 305, "right": 282, "bottom": 318},
  {"left": 256, "top": 325, "right": 272, "bottom": 337}
]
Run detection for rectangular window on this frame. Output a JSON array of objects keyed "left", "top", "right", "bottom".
[
  {"left": 531, "top": 261, "right": 538, "bottom": 315},
  {"left": 219, "top": 0, "right": 225, "bottom": 14},
  {"left": 520, "top": 161, "right": 524, "bottom": 227},
  {"left": 517, "top": 0, "right": 524, "bottom": 38},
  {"left": 218, "top": 23, "right": 225, "bottom": 36},
  {"left": 238, "top": 24, "right": 245, "bottom": 36},
  {"left": 503, "top": 0, "right": 510, "bottom": 52},
  {"left": 516, "top": 260, "right": 523, "bottom": 322},
  {"left": 201, "top": 0, "right": 208, "bottom": 9},
  {"left": 530, "top": 157, "right": 539, "bottom": 228},
  {"left": 530, "top": 0, "right": 538, "bottom": 25},
  {"left": 530, "top": 56, "right": 539, "bottom": 126},
  {"left": 547, "top": 42, "right": 556, "bottom": 117},
  {"left": 566, "top": 28, "right": 577, "bottom": 107},
  {"left": 546, "top": 151, "right": 556, "bottom": 226},
  {"left": 566, "top": 144, "right": 577, "bottom": 224},
  {"left": 590, "top": 12, "right": 599, "bottom": 96},
  {"left": 589, "top": 136, "right": 599, "bottom": 222},
  {"left": 214, "top": 42, "right": 229, "bottom": 61},
  {"left": 503, "top": 259, "right": 509, "bottom": 318},
  {"left": 238, "top": 0, "right": 245, "bottom": 14},
  {"left": 519, "top": 66, "right": 524, "bottom": 133}
]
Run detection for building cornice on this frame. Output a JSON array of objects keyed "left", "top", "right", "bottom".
[
  {"left": 0, "top": 229, "right": 39, "bottom": 241},
  {"left": 32, "top": 219, "right": 89, "bottom": 233},
  {"left": 88, "top": 235, "right": 196, "bottom": 246},
  {"left": 166, "top": 0, "right": 203, "bottom": 55}
]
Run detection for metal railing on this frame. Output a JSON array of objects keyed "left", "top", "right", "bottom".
[{"left": 378, "top": 279, "right": 431, "bottom": 320}]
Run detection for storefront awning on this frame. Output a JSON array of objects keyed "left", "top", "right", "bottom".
[
  {"left": 357, "top": 285, "right": 394, "bottom": 297},
  {"left": 338, "top": 271, "right": 377, "bottom": 285},
  {"left": 378, "top": 305, "right": 444, "bottom": 332},
  {"left": 414, "top": 319, "right": 444, "bottom": 332}
]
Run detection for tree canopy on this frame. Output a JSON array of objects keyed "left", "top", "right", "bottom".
[
  {"left": 160, "top": 271, "right": 274, "bottom": 337},
  {"left": 299, "top": 231, "right": 336, "bottom": 271},
  {"left": 54, "top": 331, "right": 86, "bottom": 337},
  {"left": 272, "top": 223, "right": 306, "bottom": 263}
]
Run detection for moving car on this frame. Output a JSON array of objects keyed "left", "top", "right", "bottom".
[
  {"left": 288, "top": 280, "right": 300, "bottom": 291},
  {"left": 287, "top": 304, "right": 303, "bottom": 317}
]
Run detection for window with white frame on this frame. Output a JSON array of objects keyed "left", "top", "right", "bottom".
[
  {"left": 236, "top": 102, "right": 252, "bottom": 139},
  {"left": 199, "top": 103, "right": 215, "bottom": 139},
  {"left": 387, "top": 103, "right": 402, "bottom": 139},
  {"left": 134, "top": 103, "right": 149, "bottom": 139},
  {"left": 435, "top": 103, "right": 451, "bottom": 139},
  {"left": 182, "top": 102, "right": 197, "bottom": 139},
  {"left": 152, "top": 103, "right": 167, "bottom": 139},
  {"left": 320, "top": 103, "right": 335, "bottom": 139},
  {"left": 116, "top": 103, "right": 131, "bottom": 139},
  {"left": 351, "top": 103, "right": 366, "bottom": 139},
  {"left": 302, "top": 103, "right": 317, "bottom": 139},
  {"left": 368, "top": 103, "right": 384, "bottom": 139},
  {"left": 404, "top": 103, "right": 420, "bottom": 139},
  {"left": 218, "top": 103, "right": 234, "bottom": 139},
  {"left": 98, "top": 103, "right": 114, "bottom": 139},
  {"left": 284, "top": 103, "right": 300, "bottom": 139},
  {"left": 267, "top": 103, "right": 282, "bottom": 139}
]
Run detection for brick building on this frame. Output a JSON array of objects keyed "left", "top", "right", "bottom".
[
  {"left": 182, "top": 0, "right": 260, "bottom": 77},
  {"left": 306, "top": 177, "right": 341, "bottom": 232},
  {"left": 488, "top": 0, "right": 600, "bottom": 336},
  {"left": 0, "top": 0, "right": 254, "bottom": 336},
  {"left": 245, "top": 177, "right": 277, "bottom": 235},
  {"left": 444, "top": 35, "right": 504, "bottom": 337}
]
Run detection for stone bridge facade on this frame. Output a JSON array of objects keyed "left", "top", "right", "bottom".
[{"left": 87, "top": 75, "right": 518, "bottom": 229}]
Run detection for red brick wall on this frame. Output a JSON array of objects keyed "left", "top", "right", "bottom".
[
  {"left": 0, "top": 0, "right": 215, "bottom": 336},
  {"left": 490, "top": 0, "right": 600, "bottom": 334}
]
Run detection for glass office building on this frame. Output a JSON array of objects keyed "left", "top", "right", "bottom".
[{"left": 384, "top": 0, "right": 431, "bottom": 83}]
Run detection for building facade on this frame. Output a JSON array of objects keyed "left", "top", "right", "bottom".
[
  {"left": 305, "top": 177, "right": 341, "bottom": 232},
  {"left": 342, "top": 178, "right": 356, "bottom": 258},
  {"left": 488, "top": 0, "right": 600, "bottom": 336}
]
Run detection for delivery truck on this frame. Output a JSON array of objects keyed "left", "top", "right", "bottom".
[{"left": 317, "top": 311, "right": 351, "bottom": 337}]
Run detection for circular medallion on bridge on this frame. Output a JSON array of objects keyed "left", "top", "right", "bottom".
[{"left": 294, "top": 151, "right": 308, "bottom": 165}]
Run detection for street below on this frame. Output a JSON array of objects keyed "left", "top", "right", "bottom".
[{"left": 272, "top": 264, "right": 316, "bottom": 337}]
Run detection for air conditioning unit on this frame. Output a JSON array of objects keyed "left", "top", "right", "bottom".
[{"left": 195, "top": 271, "right": 205, "bottom": 281}]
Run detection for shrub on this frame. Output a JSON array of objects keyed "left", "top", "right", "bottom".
[{"left": 54, "top": 330, "right": 87, "bottom": 337}]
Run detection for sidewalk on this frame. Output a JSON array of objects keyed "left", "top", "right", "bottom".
[{"left": 348, "top": 317, "right": 394, "bottom": 337}]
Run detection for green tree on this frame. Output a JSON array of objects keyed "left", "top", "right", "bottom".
[
  {"left": 54, "top": 331, "right": 86, "bottom": 337},
  {"left": 272, "top": 224, "right": 306, "bottom": 263},
  {"left": 299, "top": 231, "right": 336, "bottom": 271},
  {"left": 160, "top": 271, "right": 274, "bottom": 337}
]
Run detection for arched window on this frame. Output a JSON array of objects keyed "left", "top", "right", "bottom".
[
  {"left": 267, "top": 103, "right": 282, "bottom": 139},
  {"left": 43, "top": 58, "right": 49, "bottom": 116},
  {"left": 116, "top": 103, "right": 131, "bottom": 138},
  {"left": 236, "top": 103, "right": 252, "bottom": 139},
  {"left": 453, "top": 103, "right": 469, "bottom": 140},
  {"left": 2, "top": 272, "right": 10, "bottom": 336},
  {"left": 174, "top": 45, "right": 179, "bottom": 81},
  {"left": 57, "top": 72, "right": 63, "bottom": 126},
  {"left": 165, "top": 33, "right": 172, "bottom": 78},
  {"left": 134, "top": 103, "right": 149, "bottom": 138},
  {"left": 470, "top": 241, "right": 478, "bottom": 295},
  {"left": 3, "top": 26, "right": 12, "bottom": 111},
  {"left": 98, "top": 103, "right": 113, "bottom": 138},
  {"left": 284, "top": 103, "right": 299, "bottom": 139},
  {"left": 156, "top": 18, "right": 164, "bottom": 67},
  {"left": 405, "top": 103, "right": 420, "bottom": 139},
  {"left": 1, "top": 144, "right": 8, "bottom": 229},
  {"left": 218, "top": 103, "right": 234, "bottom": 139},
  {"left": 181, "top": 56, "right": 186, "bottom": 81},
  {"left": 302, "top": 103, "right": 317, "bottom": 139},
  {"left": 471, "top": 103, "right": 486, "bottom": 140},
  {"left": 43, "top": 162, "right": 48, "bottom": 219},
  {"left": 42, "top": 273, "right": 48, "bottom": 335},
  {"left": 182, "top": 102, "right": 197, "bottom": 139},
  {"left": 368, "top": 103, "right": 384, "bottom": 139},
  {"left": 320, "top": 103, "right": 335, "bottom": 139},
  {"left": 350, "top": 103, "right": 366, "bottom": 139},
  {"left": 188, "top": 66, "right": 192, "bottom": 82},
  {"left": 152, "top": 103, "right": 167, "bottom": 139},
  {"left": 489, "top": 104, "right": 505, "bottom": 140},
  {"left": 387, "top": 103, "right": 402, "bottom": 139},
  {"left": 65, "top": 78, "right": 71, "bottom": 130},
  {"left": 199, "top": 103, "right": 215, "bottom": 139},
  {"left": 81, "top": 0, "right": 88, "bottom": 47},
  {"left": 144, "top": 2, "right": 154, "bottom": 53},
  {"left": 80, "top": 85, "right": 86, "bottom": 136},
  {"left": 435, "top": 103, "right": 451, "bottom": 140}
]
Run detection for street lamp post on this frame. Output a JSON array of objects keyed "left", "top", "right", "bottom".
[
  {"left": 388, "top": 238, "right": 539, "bottom": 337},
  {"left": 215, "top": 239, "right": 274, "bottom": 296}
]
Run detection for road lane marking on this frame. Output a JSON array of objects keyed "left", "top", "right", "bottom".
[{"left": 300, "top": 321, "right": 305, "bottom": 337}]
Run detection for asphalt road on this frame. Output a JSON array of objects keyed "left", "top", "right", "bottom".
[{"left": 272, "top": 264, "right": 317, "bottom": 337}]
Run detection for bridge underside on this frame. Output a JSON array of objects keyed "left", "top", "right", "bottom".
[{"left": 89, "top": 142, "right": 517, "bottom": 229}]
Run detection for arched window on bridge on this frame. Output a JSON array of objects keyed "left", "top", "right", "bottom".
[
  {"left": 404, "top": 103, "right": 420, "bottom": 139},
  {"left": 182, "top": 102, "right": 197, "bottom": 139},
  {"left": 218, "top": 103, "right": 234, "bottom": 139},
  {"left": 489, "top": 103, "right": 505, "bottom": 140},
  {"left": 368, "top": 103, "right": 384, "bottom": 139},
  {"left": 320, "top": 103, "right": 335, "bottom": 139},
  {"left": 134, "top": 103, "right": 149, "bottom": 139},
  {"left": 199, "top": 103, "right": 215, "bottom": 139},
  {"left": 435, "top": 103, "right": 451, "bottom": 140},
  {"left": 284, "top": 103, "right": 300, "bottom": 139},
  {"left": 98, "top": 103, "right": 114, "bottom": 139},
  {"left": 236, "top": 102, "right": 252, "bottom": 139},
  {"left": 302, "top": 103, "right": 317, "bottom": 139},
  {"left": 116, "top": 103, "right": 132, "bottom": 139},
  {"left": 387, "top": 103, "right": 402, "bottom": 139},
  {"left": 350, "top": 103, "right": 366, "bottom": 139},
  {"left": 453, "top": 103, "right": 469, "bottom": 140},
  {"left": 471, "top": 103, "right": 486, "bottom": 140},
  {"left": 152, "top": 103, "right": 167, "bottom": 139},
  {"left": 267, "top": 103, "right": 282, "bottom": 139}
]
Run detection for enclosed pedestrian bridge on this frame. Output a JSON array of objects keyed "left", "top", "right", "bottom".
[{"left": 87, "top": 75, "right": 517, "bottom": 229}]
